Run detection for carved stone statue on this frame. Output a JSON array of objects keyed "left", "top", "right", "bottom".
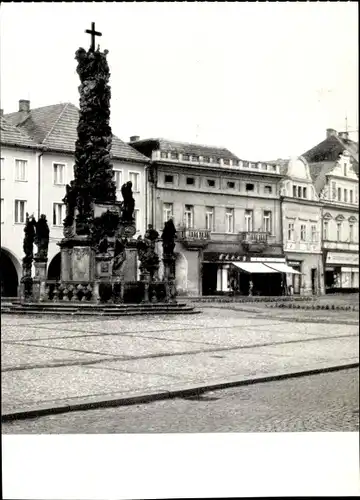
[
  {"left": 121, "top": 181, "right": 135, "bottom": 222},
  {"left": 23, "top": 213, "right": 36, "bottom": 262},
  {"left": 144, "top": 224, "right": 159, "bottom": 250},
  {"left": 112, "top": 236, "right": 127, "bottom": 277},
  {"left": 136, "top": 234, "right": 159, "bottom": 276},
  {"left": 161, "top": 219, "right": 177, "bottom": 256},
  {"left": 35, "top": 214, "right": 50, "bottom": 259}
]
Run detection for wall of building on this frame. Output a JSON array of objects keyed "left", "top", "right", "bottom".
[{"left": 1, "top": 146, "right": 39, "bottom": 279}]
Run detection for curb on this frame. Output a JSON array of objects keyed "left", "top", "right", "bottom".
[{"left": 2, "top": 362, "right": 359, "bottom": 422}]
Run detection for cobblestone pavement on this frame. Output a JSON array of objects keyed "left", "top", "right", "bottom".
[
  {"left": 3, "top": 369, "right": 358, "bottom": 433},
  {"left": 2, "top": 308, "right": 359, "bottom": 415}
]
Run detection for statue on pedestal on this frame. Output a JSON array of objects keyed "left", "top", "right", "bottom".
[
  {"left": 121, "top": 181, "right": 135, "bottom": 223},
  {"left": 161, "top": 219, "right": 176, "bottom": 256},
  {"left": 22, "top": 214, "right": 36, "bottom": 268},
  {"left": 136, "top": 234, "right": 159, "bottom": 277},
  {"left": 35, "top": 214, "right": 50, "bottom": 259}
]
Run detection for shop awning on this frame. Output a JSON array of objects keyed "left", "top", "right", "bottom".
[
  {"left": 232, "top": 262, "right": 279, "bottom": 274},
  {"left": 264, "top": 263, "right": 302, "bottom": 274}
]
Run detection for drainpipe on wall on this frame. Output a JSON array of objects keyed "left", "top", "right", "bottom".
[
  {"left": 279, "top": 195, "right": 284, "bottom": 258},
  {"left": 144, "top": 164, "right": 148, "bottom": 230},
  {"left": 37, "top": 150, "right": 44, "bottom": 218}
]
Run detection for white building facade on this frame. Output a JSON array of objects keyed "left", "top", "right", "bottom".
[{"left": 1, "top": 101, "right": 149, "bottom": 296}]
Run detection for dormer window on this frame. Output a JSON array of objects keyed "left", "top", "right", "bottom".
[
  {"left": 223, "top": 159, "right": 230, "bottom": 166},
  {"left": 203, "top": 156, "right": 210, "bottom": 163},
  {"left": 170, "top": 152, "right": 178, "bottom": 160},
  {"left": 293, "top": 185, "right": 297, "bottom": 197},
  {"left": 297, "top": 186, "right": 302, "bottom": 198},
  {"left": 302, "top": 187, "right": 307, "bottom": 198},
  {"left": 182, "top": 154, "right": 190, "bottom": 161},
  {"left": 161, "top": 151, "right": 168, "bottom": 159},
  {"left": 191, "top": 155, "right": 199, "bottom": 162}
]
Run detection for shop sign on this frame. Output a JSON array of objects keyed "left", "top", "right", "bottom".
[
  {"left": 288, "top": 261, "right": 301, "bottom": 266},
  {"left": 326, "top": 252, "right": 359, "bottom": 266},
  {"left": 250, "top": 257, "right": 286, "bottom": 263}
]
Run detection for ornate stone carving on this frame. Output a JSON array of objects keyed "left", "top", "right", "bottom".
[
  {"left": 35, "top": 214, "right": 50, "bottom": 259},
  {"left": 112, "top": 236, "right": 127, "bottom": 277}
]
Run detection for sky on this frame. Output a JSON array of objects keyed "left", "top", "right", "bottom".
[{"left": 0, "top": 2, "right": 358, "bottom": 160}]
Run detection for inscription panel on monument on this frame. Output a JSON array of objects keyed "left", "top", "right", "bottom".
[{"left": 72, "top": 247, "right": 91, "bottom": 281}]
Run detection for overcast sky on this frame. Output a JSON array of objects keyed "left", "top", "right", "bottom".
[{"left": 1, "top": 2, "right": 358, "bottom": 160}]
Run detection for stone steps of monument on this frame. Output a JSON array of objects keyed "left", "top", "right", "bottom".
[{"left": 1, "top": 302, "right": 197, "bottom": 316}]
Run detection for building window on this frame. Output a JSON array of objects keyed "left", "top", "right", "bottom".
[
  {"left": 337, "top": 222, "right": 342, "bottom": 241},
  {"left": 344, "top": 163, "right": 347, "bottom": 176},
  {"left": 170, "top": 152, "right": 178, "bottom": 160},
  {"left": 344, "top": 189, "right": 348, "bottom": 203},
  {"left": 163, "top": 203, "right": 173, "bottom": 224},
  {"left": 331, "top": 182, "right": 336, "bottom": 199},
  {"left": 323, "top": 221, "right": 328, "bottom": 240},
  {"left": 302, "top": 187, "right": 307, "bottom": 198},
  {"left": 184, "top": 205, "right": 194, "bottom": 229},
  {"left": 182, "top": 154, "right": 190, "bottom": 161},
  {"left": 129, "top": 172, "right": 140, "bottom": 192},
  {"left": 246, "top": 183, "right": 254, "bottom": 192},
  {"left": 223, "top": 159, "right": 230, "bottom": 166},
  {"left": 113, "top": 170, "right": 122, "bottom": 190},
  {"left": 134, "top": 209, "right": 140, "bottom": 232},
  {"left": 160, "top": 151, "right": 168, "bottom": 159},
  {"left": 164, "top": 174, "right": 174, "bottom": 184},
  {"left": 245, "top": 209, "right": 253, "bottom": 232},
  {"left": 349, "top": 224, "right": 354, "bottom": 242},
  {"left": 293, "top": 185, "right": 297, "bottom": 197},
  {"left": 263, "top": 211, "right": 272, "bottom": 234},
  {"left": 288, "top": 222, "right": 295, "bottom": 240},
  {"left": 205, "top": 207, "right": 214, "bottom": 231},
  {"left": 300, "top": 224, "right": 306, "bottom": 241},
  {"left": 225, "top": 208, "right": 234, "bottom": 233},
  {"left": 337, "top": 187, "right": 341, "bottom": 201},
  {"left": 0, "top": 157, "right": 4, "bottom": 180},
  {"left": 203, "top": 157, "right": 210, "bottom": 163},
  {"left": 232, "top": 160, "right": 239, "bottom": 167},
  {"left": 207, "top": 179, "right": 215, "bottom": 187},
  {"left": 311, "top": 224, "right": 317, "bottom": 242},
  {"left": 53, "top": 203, "right": 65, "bottom": 226},
  {"left": 242, "top": 161, "right": 249, "bottom": 168},
  {"left": 297, "top": 186, "right": 302, "bottom": 198},
  {"left": 264, "top": 185, "right": 272, "bottom": 194},
  {"left": 53, "top": 163, "right": 65, "bottom": 185},
  {"left": 14, "top": 200, "right": 26, "bottom": 224},
  {"left": 186, "top": 177, "right": 195, "bottom": 185},
  {"left": 15, "top": 159, "right": 27, "bottom": 181},
  {"left": 227, "top": 181, "right": 235, "bottom": 189},
  {"left": 350, "top": 190, "right": 353, "bottom": 203},
  {"left": 1, "top": 198, "right": 4, "bottom": 223},
  {"left": 191, "top": 155, "right": 199, "bottom": 162}
]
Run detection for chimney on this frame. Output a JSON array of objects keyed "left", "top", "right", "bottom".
[
  {"left": 326, "top": 128, "right": 337, "bottom": 139},
  {"left": 338, "top": 131, "right": 349, "bottom": 141},
  {"left": 18, "top": 99, "right": 30, "bottom": 112},
  {"left": 130, "top": 135, "right": 140, "bottom": 142}
]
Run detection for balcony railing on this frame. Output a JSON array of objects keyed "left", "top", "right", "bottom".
[
  {"left": 179, "top": 228, "right": 211, "bottom": 240},
  {"left": 239, "top": 231, "right": 269, "bottom": 243}
]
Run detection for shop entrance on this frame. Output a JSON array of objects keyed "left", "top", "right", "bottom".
[{"left": 202, "top": 263, "right": 218, "bottom": 295}]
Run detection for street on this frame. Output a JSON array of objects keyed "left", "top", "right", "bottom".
[{"left": 3, "top": 368, "right": 359, "bottom": 433}]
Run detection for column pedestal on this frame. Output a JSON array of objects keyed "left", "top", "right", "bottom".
[{"left": 33, "top": 258, "right": 48, "bottom": 302}]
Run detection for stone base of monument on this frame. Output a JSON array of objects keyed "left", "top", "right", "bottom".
[{"left": 1, "top": 300, "right": 198, "bottom": 316}]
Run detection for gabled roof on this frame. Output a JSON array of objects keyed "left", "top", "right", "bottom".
[
  {"left": 308, "top": 161, "right": 337, "bottom": 194},
  {"left": 4, "top": 103, "right": 149, "bottom": 163},
  {"left": 130, "top": 137, "right": 240, "bottom": 160},
  {"left": 302, "top": 134, "right": 359, "bottom": 166},
  {"left": 0, "top": 115, "right": 38, "bottom": 149}
]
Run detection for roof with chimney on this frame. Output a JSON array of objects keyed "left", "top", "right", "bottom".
[
  {"left": 3, "top": 102, "right": 149, "bottom": 162},
  {"left": 302, "top": 130, "right": 359, "bottom": 193},
  {"left": 129, "top": 137, "right": 240, "bottom": 161},
  {"left": 0, "top": 115, "right": 38, "bottom": 148}
]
